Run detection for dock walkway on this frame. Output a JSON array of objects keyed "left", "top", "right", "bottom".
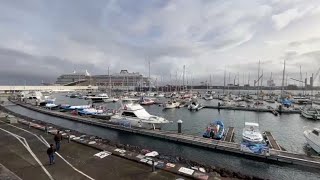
[
  {"left": 265, "top": 131, "right": 281, "bottom": 151},
  {"left": 204, "top": 105, "right": 300, "bottom": 114},
  {"left": 223, "top": 127, "right": 234, "bottom": 142},
  {"left": 6, "top": 101, "right": 320, "bottom": 170}
]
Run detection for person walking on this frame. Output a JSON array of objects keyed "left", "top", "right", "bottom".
[
  {"left": 47, "top": 144, "right": 56, "bottom": 165},
  {"left": 54, "top": 130, "right": 62, "bottom": 151}
]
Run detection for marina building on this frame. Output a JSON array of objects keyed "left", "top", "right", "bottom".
[{"left": 55, "top": 70, "right": 150, "bottom": 90}]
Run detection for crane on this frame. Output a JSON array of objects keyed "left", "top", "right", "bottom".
[
  {"left": 290, "top": 78, "right": 304, "bottom": 83},
  {"left": 314, "top": 67, "right": 320, "bottom": 84}
]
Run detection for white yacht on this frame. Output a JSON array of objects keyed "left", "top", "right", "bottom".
[
  {"left": 188, "top": 101, "right": 201, "bottom": 111},
  {"left": 103, "top": 98, "right": 119, "bottom": 103},
  {"left": 163, "top": 100, "right": 180, "bottom": 109},
  {"left": 87, "top": 93, "right": 109, "bottom": 101},
  {"left": 110, "top": 99, "right": 170, "bottom": 129},
  {"left": 242, "top": 122, "right": 264, "bottom": 144},
  {"left": 203, "top": 91, "right": 214, "bottom": 100},
  {"left": 304, "top": 128, "right": 320, "bottom": 153},
  {"left": 157, "top": 93, "right": 165, "bottom": 98}
]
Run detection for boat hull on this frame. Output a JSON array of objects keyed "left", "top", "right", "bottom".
[
  {"left": 110, "top": 117, "right": 165, "bottom": 129},
  {"left": 301, "top": 111, "right": 320, "bottom": 120},
  {"left": 304, "top": 131, "right": 320, "bottom": 153}
]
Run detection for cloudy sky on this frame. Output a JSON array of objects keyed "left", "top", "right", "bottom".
[{"left": 1, "top": 0, "right": 320, "bottom": 85}]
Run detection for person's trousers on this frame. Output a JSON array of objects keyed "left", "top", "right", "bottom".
[
  {"left": 56, "top": 141, "right": 61, "bottom": 151},
  {"left": 49, "top": 154, "right": 55, "bottom": 164}
]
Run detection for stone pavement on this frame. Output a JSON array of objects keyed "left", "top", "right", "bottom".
[{"left": 0, "top": 120, "right": 190, "bottom": 180}]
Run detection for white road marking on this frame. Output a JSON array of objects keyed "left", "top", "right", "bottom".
[
  {"left": 0, "top": 127, "right": 54, "bottom": 180},
  {"left": 2, "top": 122, "right": 95, "bottom": 180},
  {"left": 40, "top": 136, "right": 95, "bottom": 180}
]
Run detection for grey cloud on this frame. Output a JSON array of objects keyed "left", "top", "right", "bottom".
[
  {"left": 0, "top": 47, "right": 105, "bottom": 85},
  {"left": 288, "top": 37, "right": 320, "bottom": 47}
]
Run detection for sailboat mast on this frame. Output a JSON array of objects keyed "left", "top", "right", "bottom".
[
  {"left": 281, "top": 60, "right": 286, "bottom": 99},
  {"left": 228, "top": 72, "right": 230, "bottom": 95},
  {"left": 210, "top": 74, "right": 212, "bottom": 89},
  {"left": 223, "top": 68, "right": 226, "bottom": 94},
  {"left": 270, "top": 72, "right": 272, "bottom": 93},
  {"left": 257, "top": 60, "right": 260, "bottom": 95},
  {"left": 300, "top": 66, "right": 304, "bottom": 95},
  {"left": 183, "top": 65, "right": 185, "bottom": 91},
  {"left": 108, "top": 66, "right": 111, "bottom": 95},
  {"left": 148, "top": 60, "right": 151, "bottom": 92}
]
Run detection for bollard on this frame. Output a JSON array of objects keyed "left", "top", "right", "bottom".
[
  {"left": 45, "top": 125, "right": 48, "bottom": 134},
  {"left": 28, "top": 122, "right": 31, "bottom": 128},
  {"left": 177, "top": 120, "right": 183, "bottom": 133},
  {"left": 278, "top": 105, "right": 282, "bottom": 113},
  {"left": 152, "top": 160, "right": 155, "bottom": 172},
  {"left": 68, "top": 133, "right": 71, "bottom": 143}
]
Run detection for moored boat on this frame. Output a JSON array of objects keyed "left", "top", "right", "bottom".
[
  {"left": 304, "top": 128, "right": 320, "bottom": 154},
  {"left": 140, "top": 97, "right": 155, "bottom": 105},
  {"left": 301, "top": 107, "right": 320, "bottom": 120},
  {"left": 203, "top": 120, "right": 225, "bottom": 140},
  {"left": 242, "top": 122, "right": 264, "bottom": 144},
  {"left": 110, "top": 99, "right": 170, "bottom": 129},
  {"left": 163, "top": 100, "right": 180, "bottom": 109}
]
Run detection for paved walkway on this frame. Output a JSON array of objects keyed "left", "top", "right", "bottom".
[{"left": 0, "top": 120, "right": 188, "bottom": 180}]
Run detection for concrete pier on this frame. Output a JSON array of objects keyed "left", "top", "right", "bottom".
[{"left": 0, "top": 118, "right": 190, "bottom": 180}]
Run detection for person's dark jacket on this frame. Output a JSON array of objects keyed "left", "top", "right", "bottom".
[
  {"left": 47, "top": 147, "right": 56, "bottom": 155},
  {"left": 54, "top": 134, "right": 62, "bottom": 142}
]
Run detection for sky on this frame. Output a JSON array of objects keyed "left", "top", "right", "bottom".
[{"left": 1, "top": 0, "right": 320, "bottom": 86}]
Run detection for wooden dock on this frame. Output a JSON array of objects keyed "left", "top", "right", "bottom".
[
  {"left": 5, "top": 101, "right": 320, "bottom": 170},
  {"left": 264, "top": 131, "right": 281, "bottom": 151},
  {"left": 204, "top": 105, "right": 300, "bottom": 114},
  {"left": 223, "top": 127, "right": 234, "bottom": 142}
]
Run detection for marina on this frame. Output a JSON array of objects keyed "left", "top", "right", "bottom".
[
  {"left": 5, "top": 99, "right": 320, "bottom": 170},
  {"left": 1, "top": 95, "right": 320, "bottom": 179}
]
